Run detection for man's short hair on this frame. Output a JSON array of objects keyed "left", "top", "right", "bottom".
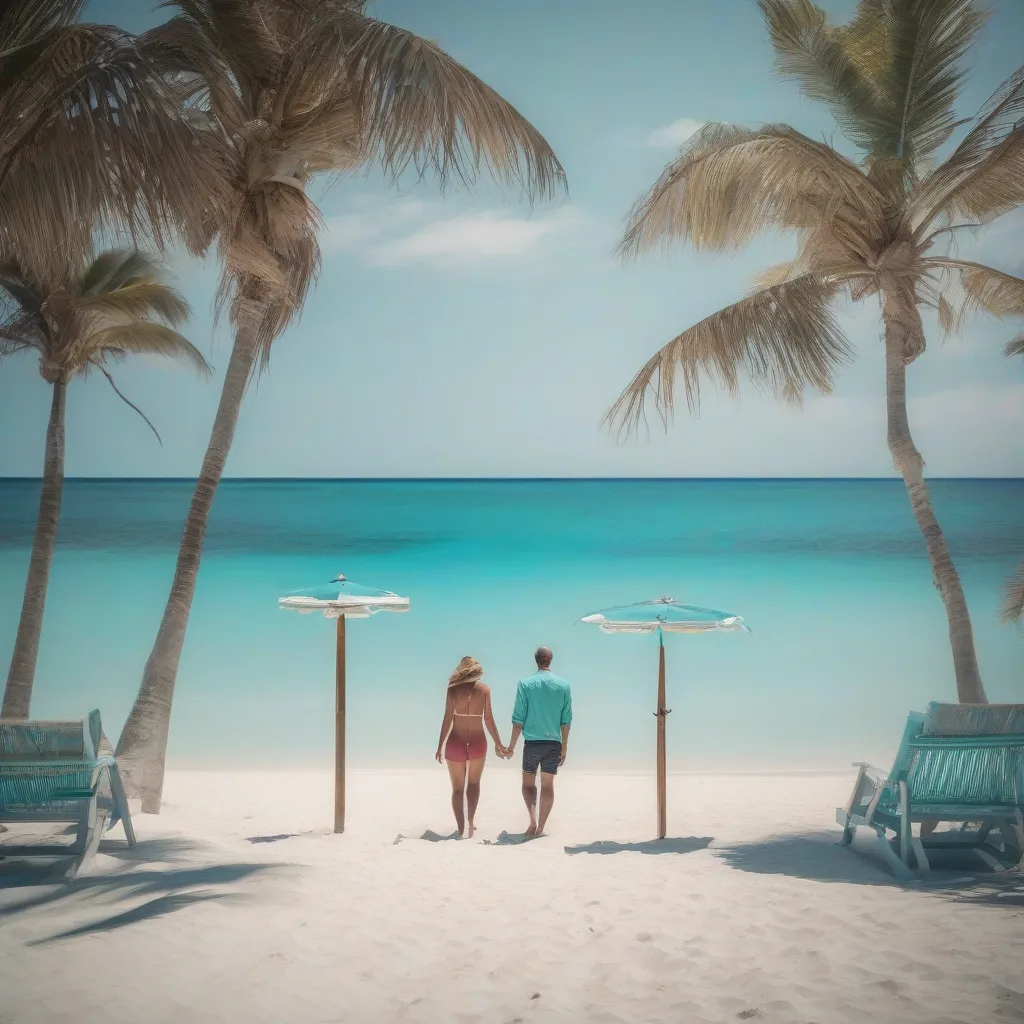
[{"left": 535, "top": 645, "right": 553, "bottom": 666}]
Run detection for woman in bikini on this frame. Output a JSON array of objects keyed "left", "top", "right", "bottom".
[{"left": 435, "top": 656, "right": 508, "bottom": 837}]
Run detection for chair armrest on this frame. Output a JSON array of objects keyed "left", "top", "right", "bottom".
[{"left": 852, "top": 762, "right": 888, "bottom": 782}]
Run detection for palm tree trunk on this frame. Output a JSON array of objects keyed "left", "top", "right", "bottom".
[
  {"left": 882, "top": 287, "right": 987, "bottom": 704},
  {"left": 116, "top": 328, "right": 259, "bottom": 811},
  {"left": 3, "top": 381, "right": 67, "bottom": 719}
]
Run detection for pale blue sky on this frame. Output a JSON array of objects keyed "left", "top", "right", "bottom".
[{"left": 1, "top": 0, "right": 1022, "bottom": 478}]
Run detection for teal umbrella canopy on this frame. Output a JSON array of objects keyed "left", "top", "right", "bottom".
[
  {"left": 579, "top": 594, "right": 749, "bottom": 839},
  {"left": 278, "top": 574, "right": 410, "bottom": 619},
  {"left": 580, "top": 596, "right": 748, "bottom": 636}
]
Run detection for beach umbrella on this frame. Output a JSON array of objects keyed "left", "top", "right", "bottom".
[
  {"left": 580, "top": 597, "right": 749, "bottom": 839},
  {"left": 279, "top": 574, "right": 409, "bottom": 833}
]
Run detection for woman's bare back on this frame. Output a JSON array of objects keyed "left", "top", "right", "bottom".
[{"left": 449, "top": 683, "right": 488, "bottom": 744}]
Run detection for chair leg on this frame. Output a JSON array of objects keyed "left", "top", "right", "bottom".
[
  {"left": 1006, "top": 814, "right": 1024, "bottom": 861},
  {"left": 67, "top": 792, "right": 105, "bottom": 879},
  {"left": 875, "top": 829, "right": 914, "bottom": 882},
  {"left": 839, "top": 817, "right": 855, "bottom": 846},
  {"left": 898, "top": 781, "right": 912, "bottom": 867},
  {"left": 910, "top": 837, "right": 930, "bottom": 874},
  {"left": 974, "top": 847, "right": 1008, "bottom": 873},
  {"left": 108, "top": 765, "right": 136, "bottom": 847}
]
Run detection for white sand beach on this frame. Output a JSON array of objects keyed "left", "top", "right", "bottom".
[{"left": 2, "top": 769, "right": 1022, "bottom": 1024}]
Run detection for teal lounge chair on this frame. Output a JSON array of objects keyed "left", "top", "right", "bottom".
[
  {"left": 0, "top": 709, "right": 136, "bottom": 877},
  {"left": 836, "top": 702, "right": 1024, "bottom": 880}
]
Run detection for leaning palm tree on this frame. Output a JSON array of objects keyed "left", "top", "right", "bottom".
[
  {"left": 116, "top": 0, "right": 566, "bottom": 811},
  {"left": 0, "top": 251, "right": 210, "bottom": 718},
  {"left": 0, "top": 1, "right": 224, "bottom": 282},
  {"left": 1000, "top": 338, "right": 1023, "bottom": 626},
  {"left": 607, "top": 0, "right": 1024, "bottom": 704}
]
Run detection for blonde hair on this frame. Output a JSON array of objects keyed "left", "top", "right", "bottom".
[{"left": 447, "top": 655, "right": 483, "bottom": 689}]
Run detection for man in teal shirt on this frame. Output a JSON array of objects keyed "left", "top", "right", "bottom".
[{"left": 506, "top": 646, "right": 573, "bottom": 837}]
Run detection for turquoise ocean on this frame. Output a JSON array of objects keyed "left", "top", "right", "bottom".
[{"left": 0, "top": 479, "right": 1020, "bottom": 772}]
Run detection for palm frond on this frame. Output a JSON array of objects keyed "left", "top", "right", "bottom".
[
  {"left": 908, "top": 65, "right": 1024, "bottom": 230},
  {"left": 74, "top": 280, "right": 192, "bottom": 329},
  {"left": 171, "top": 0, "right": 286, "bottom": 90},
  {"left": 618, "top": 122, "right": 884, "bottom": 259},
  {"left": 757, "top": 0, "right": 889, "bottom": 153},
  {"left": 935, "top": 291, "right": 963, "bottom": 338},
  {"left": 0, "top": 261, "right": 48, "bottom": 361},
  {"left": 93, "top": 362, "right": 163, "bottom": 444},
  {"left": 0, "top": 21, "right": 229, "bottom": 278},
  {"left": 87, "top": 322, "right": 210, "bottom": 376},
  {"left": 924, "top": 259, "right": 1024, "bottom": 321},
  {"left": 878, "top": 0, "right": 987, "bottom": 167},
  {"left": 749, "top": 261, "right": 795, "bottom": 292},
  {"left": 1005, "top": 335, "right": 1024, "bottom": 358},
  {"left": 999, "top": 560, "right": 1024, "bottom": 626},
  {"left": 78, "top": 251, "right": 165, "bottom": 296},
  {"left": 0, "top": 266, "right": 45, "bottom": 316},
  {"left": 0, "top": 0, "right": 87, "bottom": 51},
  {"left": 760, "top": 0, "right": 987, "bottom": 198},
  {"left": 603, "top": 272, "right": 856, "bottom": 436},
  {"left": 343, "top": 9, "right": 565, "bottom": 200}
]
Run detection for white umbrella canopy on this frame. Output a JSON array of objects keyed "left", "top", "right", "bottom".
[
  {"left": 580, "top": 596, "right": 750, "bottom": 839},
  {"left": 581, "top": 597, "right": 748, "bottom": 635},
  {"left": 279, "top": 574, "right": 410, "bottom": 833},
  {"left": 278, "top": 574, "right": 410, "bottom": 618}
]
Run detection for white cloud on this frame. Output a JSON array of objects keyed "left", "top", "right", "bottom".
[
  {"left": 319, "top": 199, "right": 434, "bottom": 254},
  {"left": 319, "top": 213, "right": 385, "bottom": 253},
  {"left": 647, "top": 118, "right": 705, "bottom": 148},
  {"left": 366, "top": 206, "right": 581, "bottom": 267}
]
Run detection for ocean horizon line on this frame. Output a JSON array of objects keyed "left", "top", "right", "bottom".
[{"left": 3, "top": 475, "right": 1022, "bottom": 483}]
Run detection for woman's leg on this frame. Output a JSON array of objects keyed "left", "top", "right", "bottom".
[
  {"left": 446, "top": 758, "right": 467, "bottom": 835},
  {"left": 465, "top": 757, "right": 485, "bottom": 837}
]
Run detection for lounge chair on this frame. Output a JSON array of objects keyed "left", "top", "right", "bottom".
[
  {"left": 0, "top": 709, "right": 136, "bottom": 877},
  {"left": 836, "top": 702, "right": 1024, "bottom": 880}
]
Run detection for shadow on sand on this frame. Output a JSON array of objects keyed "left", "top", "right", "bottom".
[
  {"left": 0, "top": 834, "right": 284, "bottom": 943},
  {"left": 420, "top": 830, "right": 463, "bottom": 842},
  {"left": 565, "top": 837, "right": 713, "bottom": 856},
  {"left": 27, "top": 890, "right": 247, "bottom": 945},
  {"left": 477, "top": 830, "right": 548, "bottom": 846},
  {"left": 713, "top": 831, "right": 898, "bottom": 885},
  {"left": 713, "top": 830, "right": 1023, "bottom": 906}
]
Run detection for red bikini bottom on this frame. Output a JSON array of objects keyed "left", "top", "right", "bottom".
[{"left": 445, "top": 733, "right": 487, "bottom": 762}]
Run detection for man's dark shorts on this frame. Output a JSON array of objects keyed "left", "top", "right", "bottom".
[{"left": 522, "top": 740, "right": 562, "bottom": 776}]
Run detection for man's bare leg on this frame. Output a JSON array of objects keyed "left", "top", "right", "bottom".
[
  {"left": 446, "top": 759, "right": 467, "bottom": 835},
  {"left": 521, "top": 770, "right": 538, "bottom": 835},
  {"left": 536, "top": 772, "right": 555, "bottom": 836},
  {"left": 465, "top": 757, "right": 485, "bottom": 838}
]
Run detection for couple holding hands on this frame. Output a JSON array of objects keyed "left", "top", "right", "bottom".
[{"left": 435, "top": 646, "right": 573, "bottom": 839}]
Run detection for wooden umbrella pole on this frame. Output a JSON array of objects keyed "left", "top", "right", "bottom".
[
  {"left": 655, "top": 631, "right": 669, "bottom": 840},
  {"left": 335, "top": 614, "right": 346, "bottom": 834}
]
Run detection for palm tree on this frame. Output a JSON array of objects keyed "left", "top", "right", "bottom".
[
  {"left": 115, "top": 0, "right": 566, "bottom": 811},
  {"left": 0, "top": 251, "right": 210, "bottom": 719},
  {"left": 1001, "top": 338, "right": 1023, "bottom": 626},
  {"left": 607, "top": 0, "right": 1024, "bottom": 704},
  {"left": 0, "top": 1, "right": 224, "bottom": 282}
]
